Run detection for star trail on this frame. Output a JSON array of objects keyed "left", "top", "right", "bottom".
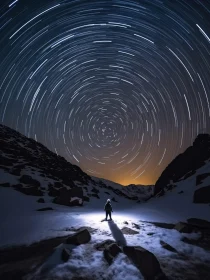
[{"left": 0, "top": 0, "right": 210, "bottom": 185}]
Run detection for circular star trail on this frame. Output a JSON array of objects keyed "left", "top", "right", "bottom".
[{"left": 0, "top": 0, "right": 210, "bottom": 185}]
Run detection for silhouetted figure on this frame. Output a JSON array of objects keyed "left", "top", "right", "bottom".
[{"left": 104, "top": 199, "right": 113, "bottom": 220}]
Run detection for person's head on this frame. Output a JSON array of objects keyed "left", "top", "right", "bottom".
[{"left": 107, "top": 199, "right": 110, "bottom": 203}]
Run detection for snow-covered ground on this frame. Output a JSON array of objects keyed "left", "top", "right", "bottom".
[{"left": 1, "top": 161, "right": 210, "bottom": 279}]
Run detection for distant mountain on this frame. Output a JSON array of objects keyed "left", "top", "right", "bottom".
[
  {"left": 154, "top": 134, "right": 210, "bottom": 196},
  {"left": 0, "top": 124, "right": 153, "bottom": 206}
]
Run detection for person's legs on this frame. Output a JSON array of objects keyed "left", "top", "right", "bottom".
[
  {"left": 109, "top": 211, "right": 112, "bottom": 220},
  {"left": 105, "top": 211, "right": 108, "bottom": 220}
]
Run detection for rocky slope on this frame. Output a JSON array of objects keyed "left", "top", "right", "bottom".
[
  {"left": 154, "top": 133, "right": 210, "bottom": 196},
  {"left": 0, "top": 124, "right": 153, "bottom": 206}
]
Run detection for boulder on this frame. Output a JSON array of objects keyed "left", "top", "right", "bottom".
[
  {"left": 53, "top": 187, "right": 83, "bottom": 206},
  {"left": 193, "top": 186, "right": 210, "bottom": 203},
  {"left": 91, "top": 187, "right": 99, "bottom": 194},
  {"left": 65, "top": 229, "right": 91, "bottom": 245},
  {"left": 69, "top": 198, "right": 83, "bottom": 206},
  {"left": 16, "top": 186, "right": 43, "bottom": 196},
  {"left": 104, "top": 243, "right": 122, "bottom": 265},
  {"left": 196, "top": 173, "right": 210, "bottom": 186},
  {"left": 48, "top": 186, "right": 60, "bottom": 197},
  {"left": 123, "top": 246, "right": 166, "bottom": 280},
  {"left": 174, "top": 222, "right": 193, "bottom": 233},
  {"left": 160, "top": 240, "right": 177, "bottom": 253},
  {"left": 187, "top": 218, "right": 210, "bottom": 229},
  {"left": 95, "top": 239, "right": 116, "bottom": 251},
  {"left": 91, "top": 193, "right": 100, "bottom": 199},
  {"left": 111, "top": 197, "right": 118, "bottom": 202},
  {"left": 37, "top": 198, "right": 45, "bottom": 203},
  {"left": 121, "top": 227, "right": 139, "bottom": 235},
  {"left": 19, "top": 175, "right": 40, "bottom": 187},
  {"left": 61, "top": 247, "right": 71, "bottom": 262},
  {"left": 132, "top": 223, "right": 140, "bottom": 229}
]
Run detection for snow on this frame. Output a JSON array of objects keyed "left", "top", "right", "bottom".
[{"left": 1, "top": 159, "right": 210, "bottom": 279}]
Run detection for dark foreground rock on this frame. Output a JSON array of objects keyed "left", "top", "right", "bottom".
[
  {"left": 65, "top": 229, "right": 91, "bottom": 245},
  {"left": 0, "top": 235, "right": 69, "bottom": 280},
  {"left": 123, "top": 246, "right": 168, "bottom": 280},
  {"left": 103, "top": 243, "right": 122, "bottom": 265},
  {"left": 193, "top": 186, "right": 210, "bottom": 203}
]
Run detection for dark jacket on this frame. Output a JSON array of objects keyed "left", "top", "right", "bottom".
[{"left": 104, "top": 201, "right": 112, "bottom": 212}]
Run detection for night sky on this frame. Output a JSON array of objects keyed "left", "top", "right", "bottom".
[{"left": 0, "top": 0, "right": 210, "bottom": 185}]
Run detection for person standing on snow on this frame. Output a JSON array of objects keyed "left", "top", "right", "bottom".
[{"left": 104, "top": 199, "right": 113, "bottom": 220}]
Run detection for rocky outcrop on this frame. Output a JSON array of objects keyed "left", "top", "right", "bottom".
[
  {"left": 193, "top": 186, "right": 210, "bottom": 203},
  {"left": 19, "top": 175, "right": 40, "bottom": 187},
  {"left": 196, "top": 173, "right": 210, "bottom": 186},
  {"left": 53, "top": 187, "right": 83, "bottom": 206},
  {"left": 0, "top": 124, "right": 93, "bottom": 195},
  {"left": 154, "top": 134, "right": 210, "bottom": 195}
]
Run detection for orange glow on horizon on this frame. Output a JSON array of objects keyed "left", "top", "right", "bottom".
[{"left": 113, "top": 176, "right": 156, "bottom": 186}]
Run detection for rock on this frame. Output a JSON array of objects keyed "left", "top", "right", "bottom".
[
  {"left": 111, "top": 197, "right": 118, "bottom": 202},
  {"left": 53, "top": 187, "right": 83, "bottom": 206},
  {"left": 37, "top": 207, "right": 54, "bottom": 211},
  {"left": 69, "top": 198, "right": 83, "bottom": 206},
  {"left": 83, "top": 196, "right": 90, "bottom": 202},
  {"left": 76, "top": 226, "right": 97, "bottom": 234},
  {"left": 106, "top": 243, "right": 122, "bottom": 257},
  {"left": 121, "top": 227, "right": 139, "bottom": 235},
  {"left": 65, "top": 229, "right": 91, "bottom": 245},
  {"left": 187, "top": 218, "right": 210, "bottom": 229},
  {"left": 61, "top": 247, "right": 71, "bottom": 262},
  {"left": 19, "top": 175, "right": 40, "bottom": 187},
  {"left": 193, "top": 186, "right": 210, "bottom": 203},
  {"left": 16, "top": 186, "right": 43, "bottom": 196},
  {"left": 123, "top": 246, "right": 166, "bottom": 280},
  {"left": 91, "top": 193, "right": 100, "bottom": 199},
  {"left": 132, "top": 223, "right": 140, "bottom": 229},
  {"left": 149, "top": 222, "right": 175, "bottom": 229},
  {"left": 53, "top": 181, "right": 63, "bottom": 188},
  {"left": 123, "top": 221, "right": 128, "bottom": 225},
  {"left": 37, "top": 198, "right": 45, "bottom": 203},
  {"left": 104, "top": 243, "right": 122, "bottom": 265},
  {"left": 95, "top": 239, "right": 115, "bottom": 251},
  {"left": 48, "top": 187, "right": 60, "bottom": 197},
  {"left": 147, "top": 232, "right": 155, "bottom": 236},
  {"left": 91, "top": 187, "right": 99, "bottom": 194},
  {"left": 104, "top": 191, "right": 110, "bottom": 195},
  {"left": 160, "top": 240, "right": 177, "bottom": 252},
  {"left": 196, "top": 173, "right": 210, "bottom": 186},
  {"left": 0, "top": 182, "right": 10, "bottom": 187},
  {"left": 174, "top": 222, "right": 193, "bottom": 233}
]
